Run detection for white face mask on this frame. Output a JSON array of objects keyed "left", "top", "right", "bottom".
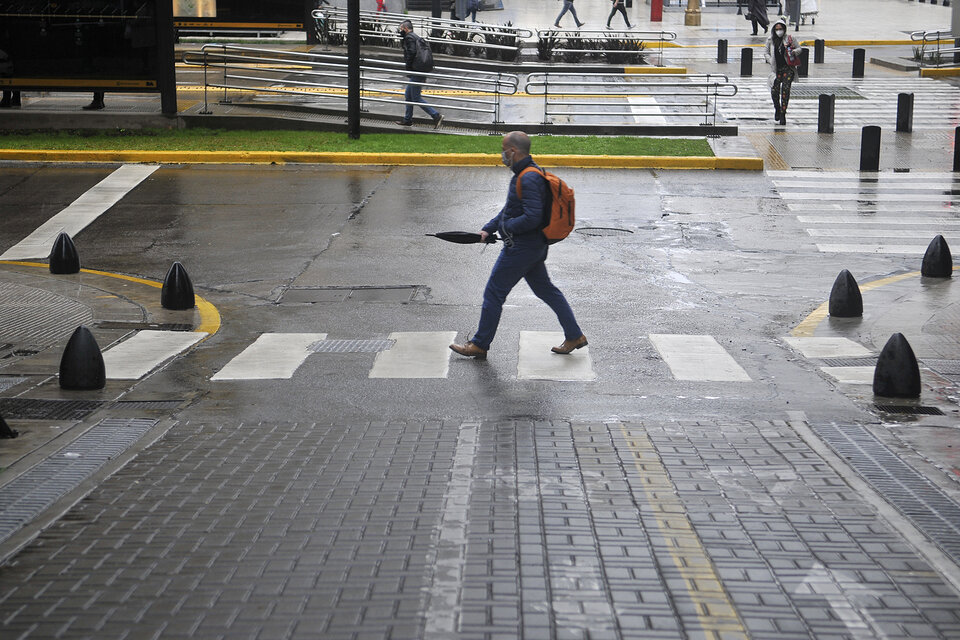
[
  {"left": 774, "top": 28, "right": 785, "bottom": 37},
  {"left": 501, "top": 150, "right": 513, "bottom": 167}
]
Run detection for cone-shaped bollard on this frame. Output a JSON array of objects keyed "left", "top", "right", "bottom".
[
  {"left": 0, "top": 415, "right": 19, "bottom": 439},
  {"left": 161, "top": 261, "right": 196, "bottom": 310},
  {"left": 921, "top": 234, "right": 953, "bottom": 278},
  {"left": 49, "top": 231, "right": 80, "bottom": 274},
  {"left": 59, "top": 326, "right": 105, "bottom": 390},
  {"left": 828, "top": 269, "right": 863, "bottom": 317},
  {"left": 873, "top": 333, "right": 921, "bottom": 398}
]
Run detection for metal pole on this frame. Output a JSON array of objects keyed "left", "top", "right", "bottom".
[
  {"left": 155, "top": 0, "right": 178, "bottom": 115},
  {"left": 348, "top": 0, "right": 360, "bottom": 139},
  {"left": 432, "top": 0, "right": 442, "bottom": 18}
]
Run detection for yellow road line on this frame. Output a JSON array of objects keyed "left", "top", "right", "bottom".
[
  {"left": 0, "top": 260, "right": 221, "bottom": 337},
  {"left": 921, "top": 67, "right": 960, "bottom": 77},
  {"left": 789, "top": 268, "right": 959, "bottom": 338},
  {"left": 618, "top": 423, "right": 747, "bottom": 640},
  {"left": 174, "top": 85, "right": 682, "bottom": 99}
]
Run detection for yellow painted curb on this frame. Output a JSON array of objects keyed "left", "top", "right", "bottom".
[
  {"left": 0, "top": 149, "right": 762, "bottom": 170},
  {"left": 921, "top": 67, "right": 960, "bottom": 77},
  {"left": 0, "top": 260, "right": 221, "bottom": 338},
  {"left": 624, "top": 66, "right": 687, "bottom": 74}
]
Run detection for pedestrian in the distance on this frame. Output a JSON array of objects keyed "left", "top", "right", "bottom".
[
  {"left": 450, "top": 131, "right": 588, "bottom": 360},
  {"left": 764, "top": 17, "right": 797, "bottom": 125},
  {"left": 375, "top": 0, "right": 386, "bottom": 12},
  {"left": 0, "top": 91, "right": 20, "bottom": 108},
  {"left": 82, "top": 91, "right": 105, "bottom": 111},
  {"left": 606, "top": 0, "right": 631, "bottom": 29},
  {"left": 554, "top": 0, "right": 584, "bottom": 29},
  {"left": 396, "top": 20, "right": 443, "bottom": 129},
  {"left": 465, "top": 0, "right": 479, "bottom": 22},
  {"left": 745, "top": 0, "right": 769, "bottom": 35}
]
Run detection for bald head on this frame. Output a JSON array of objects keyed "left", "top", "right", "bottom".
[{"left": 502, "top": 131, "right": 531, "bottom": 163}]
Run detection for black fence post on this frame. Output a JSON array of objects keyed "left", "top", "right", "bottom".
[
  {"left": 818, "top": 94, "right": 835, "bottom": 133},
  {"left": 860, "top": 126, "right": 881, "bottom": 171},
  {"left": 718, "top": 39, "right": 728, "bottom": 64},
  {"left": 954, "top": 127, "right": 960, "bottom": 172},
  {"left": 799, "top": 48, "right": 810, "bottom": 77},
  {"left": 156, "top": 0, "right": 177, "bottom": 115},
  {"left": 740, "top": 48, "right": 753, "bottom": 76},
  {"left": 814, "top": 38, "right": 824, "bottom": 63},
  {"left": 896, "top": 93, "right": 914, "bottom": 133},
  {"left": 853, "top": 48, "right": 865, "bottom": 77},
  {"left": 347, "top": 0, "right": 360, "bottom": 139}
]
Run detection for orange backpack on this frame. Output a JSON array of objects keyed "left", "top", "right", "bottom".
[{"left": 515, "top": 166, "right": 575, "bottom": 244}]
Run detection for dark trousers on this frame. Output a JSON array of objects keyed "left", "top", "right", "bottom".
[
  {"left": 771, "top": 67, "right": 795, "bottom": 113},
  {"left": 607, "top": 5, "right": 631, "bottom": 28}
]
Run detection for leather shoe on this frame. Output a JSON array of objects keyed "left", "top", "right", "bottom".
[
  {"left": 551, "top": 335, "right": 588, "bottom": 354},
  {"left": 450, "top": 342, "right": 487, "bottom": 359}
]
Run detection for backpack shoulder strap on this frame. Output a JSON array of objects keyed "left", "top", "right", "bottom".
[{"left": 514, "top": 166, "right": 545, "bottom": 199}]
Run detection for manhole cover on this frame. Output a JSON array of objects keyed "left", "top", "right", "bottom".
[
  {"left": 0, "top": 398, "right": 106, "bottom": 421},
  {"left": 574, "top": 227, "right": 635, "bottom": 237},
  {"left": 309, "top": 339, "right": 396, "bottom": 353},
  {"left": 875, "top": 404, "right": 945, "bottom": 416},
  {"left": 790, "top": 85, "right": 865, "bottom": 100}
]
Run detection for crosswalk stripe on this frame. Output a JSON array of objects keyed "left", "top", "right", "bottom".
[
  {"left": 649, "top": 334, "right": 752, "bottom": 382},
  {"left": 368, "top": 331, "right": 455, "bottom": 379},
  {"left": 796, "top": 216, "right": 960, "bottom": 225},
  {"left": 211, "top": 333, "right": 327, "bottom": 380},
  {"left": 806, "top": 229, "right": 960, "bottom": 239},
  {"left": 0, "top": 165, "right": 159, "bottom": 261},
  {"left": 517, "top": 331, "right": 596, "bottom": 381},
  {"left": 103, "top": 330, "right": 207, "bottom": 380},
  {"left": 820, "top": 366, "right": 875, "bottom": 385},
  {"left": 780, "top": 192, "right": 960, "bottom": 202},
  {"left": 782, "top": 337, "right": 871, "bottom": 359},
  {"left": 814, "top": 244, "right": 931, "bottom": 254}
]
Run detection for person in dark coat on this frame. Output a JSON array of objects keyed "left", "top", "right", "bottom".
[
  {"left": 396, "top": 20, "right": 443, "bottom": 128},
  {"left": 745, "top": 0, "right": 769, "bottom": 35}
]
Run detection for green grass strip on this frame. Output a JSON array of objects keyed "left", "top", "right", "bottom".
[{"left": 0, "top": 129, "right": 714, "bottom": 157}]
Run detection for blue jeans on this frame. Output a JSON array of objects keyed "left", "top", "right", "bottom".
[
  {"left": 404, "top": 75, "right": 439, "bottom": 122},
  {"left": 471, "top": 243, "right": 582, "bottom": 351},
  {"left": 555, "top": 1, "right": 581, "bottom": 26}
]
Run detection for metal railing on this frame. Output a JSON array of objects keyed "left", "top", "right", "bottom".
[
  {"left": 534, "top": 29, "right": 677, "bottom": 66},
  {"left": 524, "top": 73, "right": 737, "bottom": 125},
  {"left": 910, "top": 28, "right": 959, "bottom": 68},
  {"left": 313, "top": 7, "right": 531, "bottom": 57},
  {"left": 182, "top": 44, "right": 520, "bottom": 123}
]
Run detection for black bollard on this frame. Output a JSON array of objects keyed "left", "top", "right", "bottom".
[
  {"left": 954, "top": 126, "right": 960, "bottom": 172},
  {"left": 818, "top": 94, "right": 835, "bottom": 134},
  {"left": 740, "top": 47, "right": 753, "bottom": 77},
  {"left": 852, "top": 48, "right": 865, "bottom": 77},
  {"left": 161, "top": 261, "right": 196, "bottom": 310},
  {"left": 814, "top": 38, "right": 825, "bottom": 63},
  {"left": 0, "top": 415, "right": 19, "bottom": 439},
  {"left": 798, "top": 48, "right": 810, "bottom": 78},
  {"left": 921, "top": 234, "right": 953, "bottom": 277},
  {"left": 873, "top": 333, "right": 921, "bottom": 398},
  {"left": 59, "top": 326, "right": 105, "bottom": 390},
  {"left": 829, "top": 269, "right": 863, "bottom": 317},
  {"left": 717, "top": 39, "right": 728, "bottom": 64},
  {"left": 859, "top": 126, "right": 881, "bottom": 171},
  {"left": 49, "top": 232, "right": 80, "bottom": 274},
  {"left": 896, "top": 93, "right": 914, "bottom": 133}
]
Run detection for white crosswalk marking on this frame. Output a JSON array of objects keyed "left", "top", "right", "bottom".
[
  {"left": 649, "top": 334, "right": 752, "bottom": 382},
  {"left": 212, "top": 333, "right": 327, "bottom": 380},
  {"left": 773, "top": 171, "right": 960, "bottom": 254},
  {"left": 369, "top": 331, "right": 456, "bottom": 379},
  {"left": 782, "top": 337, "right": 871, "bottom": 359},
  {"left": 103, "top": 330, "right": 207, "bottom": 380},
  {"left": 820, "top": 367, "right": 875, "bottom": 385},
  {"left": 1, "top": 165, "right": 160, "bottom": 261},
  {"left": 517, "top": 331, "right": 596, "bottom": 381}
]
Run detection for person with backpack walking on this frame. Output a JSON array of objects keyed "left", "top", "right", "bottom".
[
  {"left": 606, "top": 0, "right": 631, "bottom": 29},
  {"left": 450, "top": 131, "right": 587, "bottom": 359},
  {"left": 554, "top": 0, "right": 584, "bottom": 28},
  {"left": 397, "top": 20, "right": 443, "bottom": 128},
  {"left": 764, "top": 17, "right": 799, "bottom": 125}
]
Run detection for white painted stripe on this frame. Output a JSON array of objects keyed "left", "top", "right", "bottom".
[
  {"left": 627, "top": 95, "right": 668, "bottom": 126},
  {"left": 517, "top": 331, "right": 596, "bottom": 381},
  {"left": 815, "top": 244, "right": 928, "bottom": 254},
  {"left": 820, "top": 366, "right": 875, "bottom": 385},
  {"left": 769, "top": 170, "right": 960, "bottom": 180},
  {"left": 649, "top": 334, "right": 751, "bottom": 382},
  {"left": 797, "top": 216, "right": 960, "bottom": 225},
  {"left": 211, "top": 333, "right": 327, "bottom": 380},
  {"left": 368, "top": 331, "right": 455, "bottom": 379},
  {"left": 423, "top": 420, "right": 478, "bottom": 639},
  {"left": 782, "top": 337, "right": 872, "bottom": 359},
  {"left": 790, "top": 204, "right": 959, "bottom": 212},
  {"left": 807, "top": 229, "right": 960, "bottom": 239},
  {"left": 1, "top": 164, "right": 160, "bottom": 260},
  {"left": 103, "top": 330, "right": 207, "bottom": 380},
  {"left": 775, "top": 181, "right": 960, "bottom": 190},
  {"left": 781, "top": 192, "right": 958, "bottom": 202}
]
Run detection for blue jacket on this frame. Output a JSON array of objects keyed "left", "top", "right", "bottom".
[{"left": 482, "top": 155, "right": 546, "bottom": 247}]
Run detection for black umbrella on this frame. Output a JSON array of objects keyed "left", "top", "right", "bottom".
[{"left": 426, "top": 231, "right": 499, "bottom": 244}]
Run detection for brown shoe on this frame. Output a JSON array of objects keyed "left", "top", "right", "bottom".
[
  {"left": 450, "top": 341, "right": 487, "bottom": 359},
  {"left": 551, "top": 335, "right": 588, "bottom": 354}
]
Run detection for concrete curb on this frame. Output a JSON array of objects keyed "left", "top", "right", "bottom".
[{"left": 0, "top": 150, "right": 763, "bottom": 170}]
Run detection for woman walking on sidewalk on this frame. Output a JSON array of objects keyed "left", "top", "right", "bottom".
[
  {"left": 764, "top": 17, "right": 798, "bottom": 126},
  {"left": 606, "top": 0, "right": 631, "bottom": 29},
  {"left": 554, "top": 0, "right": 584, "bottom": 28}
]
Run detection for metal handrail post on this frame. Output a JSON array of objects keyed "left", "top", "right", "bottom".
[
  {"left": 495, "top": 72, "right": 502, "bottom": 124},
  {"left": 543, "top": 73, "right": 550, "bottom": 125},
  {"left": 201, "top": 49, "right": 210, "bottom": 114}
]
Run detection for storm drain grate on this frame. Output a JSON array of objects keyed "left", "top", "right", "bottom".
[
  {"left": 96, "top": 322, "right": 194, "bottom": 332},
  {"left": 0, "top": 418, "right": 158, "bottom": 546},
  {"left": 810, "top": 422, "right": 960, "bottom": 564},
  {"left": 819, "top": 357, "right": 877, "bottom": 367},
  {"left": 0, "top": 398, "right": 106, "bottom": 421},
  {"left": 575, "top": 227, "right": 635, "bottom": 237},
  {"left": 875, "top": 404, "right": 945, "bottom": 416},
  {"left": 0, "top": 376, "right": 27, "bottom": 393},
  {"left": 111, "top": 400, "right": 184, "bottom": 410},
  {"left": 791, "top": 85, "right": 865, "bottom": 100},
  {"left": 309, "top": 339, "right": 396, "bottom": 353}
]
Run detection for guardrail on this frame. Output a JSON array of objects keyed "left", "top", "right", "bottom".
[
  {"left": 524, "top": 73, "right": 737, "bottom": 125},
  {"left": 182, "top": 44, "right": 520, "bottom": 123},
  {"left": 534, "top": 29, "right": 677, "bottom": 66},
  {"left": 313, "top": 7, "right": 531, "bottom": 60},
  {"left": 910, "top": 28, "right": 959, "bottom": 68}
]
